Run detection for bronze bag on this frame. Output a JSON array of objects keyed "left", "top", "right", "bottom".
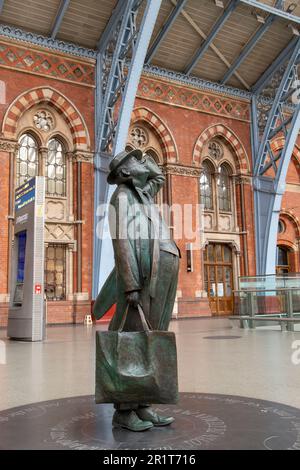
[{"left": 95, "top": 304, "right": 178, "bottom": 404}]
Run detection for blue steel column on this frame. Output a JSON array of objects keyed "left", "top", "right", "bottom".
[
  {"left": 252, "top": 37, "right": 300, "bottom": 275},
  {"left": 92, "top": 0, "right": 162, "bottom": 299}
]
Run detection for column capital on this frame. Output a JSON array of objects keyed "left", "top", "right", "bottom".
[
  {"left": 0, "top": 139, "right": 19, "bottom": 153},
  {"left": 233, "top": 175, "right": 253, "bottom": 187},
  {"left": 162, "top": 164, "right": 202, "bottom": 177},
  {"left": 73, "top": 151, "right": 94, "bottom": 163}
]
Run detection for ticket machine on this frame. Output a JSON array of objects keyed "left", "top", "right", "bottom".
[{"left": 7, "top": 177, "right": 45, "bottom": 341}]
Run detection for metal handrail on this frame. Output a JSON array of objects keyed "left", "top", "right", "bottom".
[
  {"left": 234, "top": 287, "right": 300, "bottom": 293},
  {"left": 233, "top": 286, "right": 300, "bottom": 331}
]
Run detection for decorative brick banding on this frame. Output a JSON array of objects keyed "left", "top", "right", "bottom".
[
  {"left": 131, "top": 107, "right": 178, "bottom": 162},
  {"left": 2, "top": 87, "right": 90, "bottom": 149},
  {"left": 193, "top": 124, "right": 250, "bottom": 172},
  {"left": 272, "top": 137, "right": 300, "bottom": 162}
]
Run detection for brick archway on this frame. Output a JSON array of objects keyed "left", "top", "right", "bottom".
[
  {"left": 272, "top": 137, "right": 300, "bottom": 162},
  {"left": 271, "top": 137, "right": 300, "bottom": 179},
  {"left": 2, "top": 87, "right": 90, "bottom": 150},
  {"left": 193, "top": 124, "right": 249, "bottom": 173},
  {"left": 131, "top": 107, "right": 178, "bottom": 162},
  {"left": 279, "top": 210, "right": 300, "bottom": 238}
]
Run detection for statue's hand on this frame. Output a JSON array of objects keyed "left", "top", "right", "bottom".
[{"left": 126, "top": 290, "right": 140, "bottom": 308}]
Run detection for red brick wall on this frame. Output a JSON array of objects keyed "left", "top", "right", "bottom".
[
  {"left": 0, "top": 68, "right": 95, "bottom": 142},
  {"left": 0, "top": 40, "right": 95, "bottom": 327},
  {"left": 0, "top": 149, "right": 9, "bottom": 294},
  {"left": 81, "top": 161, "right": 94, "bottom": 296},
  {"left": 1, "top": 41, "right": 300, "bottom": 325},
  {"left": 277, "top": 138, "right": 300, "bottom": 271},
  {"left": 133, "top": 89, "right": 255, "bottom": 316}
]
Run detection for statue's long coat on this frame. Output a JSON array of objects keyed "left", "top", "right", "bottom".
[{"left": 93, "top": 159, "right": 171, "bottom": 330}]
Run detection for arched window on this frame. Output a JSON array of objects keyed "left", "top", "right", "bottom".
[
  {"left": 200, "top": 160, "right": 214, "bottom": 210},
  {"left": 147, "top": 149, "right": 160, "bottom": 164},
  {"left": 17, "top": 134, "right": 39, "bottom": 186},
  {"left": 47, "top": 138, "right": 66, "bottom": 196},
  {"left": 217, "top": 163, "right": 232, "bottom": 212},
  {"left": 278, "top": 219, "right": 286, "bottom": 234}
]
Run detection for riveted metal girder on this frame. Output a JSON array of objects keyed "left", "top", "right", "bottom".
[
  {"left": 252, "top": 37, "right": 300, "bottom": 275},
  {"left": 51, "top": 0, "right": 70, "bottom": 39},
  {"left": 221, "top": 0, "right": 283, "bottom": 85},
  {"left": 240, "top": 0, "right": 300, "bottom": 25},
  {"left": 184, "top": 0, "right": 239, "bottom": 75},
  {"left": 145, "top": 0, "right": 188, "bottom": 64},
  {"left": 92, "top": 0, "right": 162, "bottom": 298}
]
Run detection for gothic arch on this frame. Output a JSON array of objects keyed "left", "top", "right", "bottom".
[
  {"left": 1, "top": 86, "right": 90, "bottom": 150},
  {"left": 131, "top": 107, "right": 178, "bottom": 162},
  {"left": 271, "top": 137, "right": 300, "bottom": 164},
  {"left": 272, "top": 137, "right": 300, "bottom": 156},
  {"left": 193, "top": 124, "right": 250, "bottom": 173},
  {"left": 279, "top": 209, "right": 300, "bottom": 238}
]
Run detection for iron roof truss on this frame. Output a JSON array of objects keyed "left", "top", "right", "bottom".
[
  {"left": 184, "top": 0, "right": 239, "bottom": 75},
  {"left": 51, "top": 0, "right": 70, "bottom": 39}
]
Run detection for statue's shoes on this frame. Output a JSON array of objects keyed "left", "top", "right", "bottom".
[
  {"left": 112, "top": 410, "right": 153, "bottom": 432},
  {"left": 136, "top": 407, "right": 175, "bottom": 427}
]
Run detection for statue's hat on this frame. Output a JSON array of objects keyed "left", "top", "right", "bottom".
[{"left": 107, "top": 148, "right": 143, "bottom": 184}]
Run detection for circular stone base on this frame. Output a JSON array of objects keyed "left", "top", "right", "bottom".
[{"left": 1, "top": 393, "right": 300, "bottom": 450}]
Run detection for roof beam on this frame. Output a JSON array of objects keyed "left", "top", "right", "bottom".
[
  {"left": 169, "top": 0, "right": 250, "bottom": 89},
  {"left": 145, "top": 0, "right": 188, "bottom": 63},
  {"left": 221, "top": 0, "right": 282, "bottom": 85},
  {"left": 184, "top": 0, "right": 239, "bottom": 75},
  {"left": 240, "top": 0, "right": 300, "bottom": 25},
  {"left": 252, "top": 36, "right": 298, "bottom": 94},
  {"left": 97, "top": 0, "right": 126, "bottom": 51},
  {"left": 51, "top": 0, "right": 70, "bottom": 39},
  {"left": 0, "top": 0, "right": 5, "bottom": 15}
]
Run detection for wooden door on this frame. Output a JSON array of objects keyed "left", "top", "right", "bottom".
[{"left": 204, "top": 243, "right": 233, "bottom": 316}]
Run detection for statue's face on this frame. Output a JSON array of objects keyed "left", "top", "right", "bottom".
[{"left": 117, "top": 155, "right": 149, "bottom": 188}]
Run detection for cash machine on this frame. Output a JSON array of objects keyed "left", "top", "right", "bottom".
[{"left": 7, "top": 177, "right": 45, "bottom": 341}]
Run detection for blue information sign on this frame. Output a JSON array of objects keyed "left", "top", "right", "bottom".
[
  {"left": 17, "top": 231, "right": 27, "bottom": 283},
  {"left": 15, "top": 178, "right": 36, "bottom": 211}
]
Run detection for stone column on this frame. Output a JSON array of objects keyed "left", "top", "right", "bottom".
[
  {"left": 66, "top": 243, "right": 74, "bottom": 301},
  {"left": 0, "top": 140, "right": 18, "bottom": 326},
  {"left": 73, "top": 151, "right": 93, "bottom": 301},
  {"left": 65, "top": 151, "right": 74, "bottom": 220},
  {"left": 39, "top": 147, "right": 48, "bottom": 177}
]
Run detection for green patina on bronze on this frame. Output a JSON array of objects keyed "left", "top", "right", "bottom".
[{"left": 94, "top": 149, "right": 180, "bottom": 431}]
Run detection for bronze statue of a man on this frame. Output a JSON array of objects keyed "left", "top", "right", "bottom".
[{"left": 94, "top": 149, "right": 180, "bottom": 432}]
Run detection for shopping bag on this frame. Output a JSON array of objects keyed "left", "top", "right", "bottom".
[{"left": 95, "top": 304, "right": 178, "bottom": 404}]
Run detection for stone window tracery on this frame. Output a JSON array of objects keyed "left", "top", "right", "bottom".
[
  {"left": 33, "top": 110, "right": 54, "bottom": 132},
  {"left": 17, "top": 134, "right": 39, "bottom": 186},
  {"left": 15, "top": 106, "right": 76, "bottom": 305},
  {"left": 200, "top": 136, "right": 235, "bottom": 222},
  {"left": 208, "top": 140, "right": 223, "bottom": 161},
  {"left": 129, "top": 126, "right": 149, "bottom": 148},
  {"left": 217, "top": 163, "right": 232, "bottom": 212},
  {"left": 200, "top": 147, "right": 236, "bottom": 235},
  {"left": 200, "top": 160, "right": 214, "bottom": 210},
  {"left": 46, "top": 138, "right": 66, "bottom": 197}
]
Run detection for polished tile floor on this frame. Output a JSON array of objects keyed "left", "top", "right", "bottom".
[{"left": 0, "top": 318, "right": 300, "bottom": 412}]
